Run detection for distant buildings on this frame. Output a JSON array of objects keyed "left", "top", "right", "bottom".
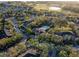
[
  {"left": 49, "top": 6, "right": 62, "bottom": 12},
  {"left": 33, "top": 3, "right": 62, "bottom": 12},
  {"left": 33, "top": 4, "right": 49, "bottom": 11}
]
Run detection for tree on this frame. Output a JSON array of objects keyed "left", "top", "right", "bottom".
[
  {"left": 0, "top": 13, "right": 4, "bottom": 31},
  {"left": 0, "top": 33, "right": 23, "bottom": 49},
  {"left": 25, "top": 28, "right": 35, "bottom": 35},
  {"left": 7, "top": 42, "right": 27, "bottom": 57},
  {"left": 1, "top": 15, "right": 5, "bottom": 30},
  {"left": 75, "top": 29, "right": 79, "bottom": 36},
  {"left": 58, "top": 50, "right": 68, "bottom": 57},
  {"left": 75, "top": 38, "right": 79, "bottom": 45},
  {"left": 14, "top": 33, "right": 23, "bottom": 39},
  {"left": 51, "top": 35, "right": 63, "bottom": 45},
  {"left": 37, "top": 43, "right": 49, "bottom": 57},
  {"left": 69, "top": 48, "right": 79, "bottom": 57},
  {"left": 25, "top": 16, "right": 30, "bottom": 21},
  {"left": 7, "top": 47, "right": 18, "bottom": 57},
  {"left": 48, "top": 44, "right": 56, "bottom": 57},
  {"left": 27, "top": 38, "right": 39, "bottom": 47},
  {"left": 63, "top": 34, "right": 74, "bottom": 45}
]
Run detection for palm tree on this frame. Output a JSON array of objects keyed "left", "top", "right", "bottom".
[
  {"left": 0, "top": 13, "right": 4, "bottom": 31},
  {"left": 1, "top": 15, "right": 5, "bottom": 31}
]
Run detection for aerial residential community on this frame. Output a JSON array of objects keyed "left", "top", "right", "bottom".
[{"left": 0, "top": 1, "right": 79, "bottom": 57}]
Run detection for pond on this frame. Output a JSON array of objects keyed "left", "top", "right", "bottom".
[{"left": 39, "top": 26, "right": 50, "bottom": 31}]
